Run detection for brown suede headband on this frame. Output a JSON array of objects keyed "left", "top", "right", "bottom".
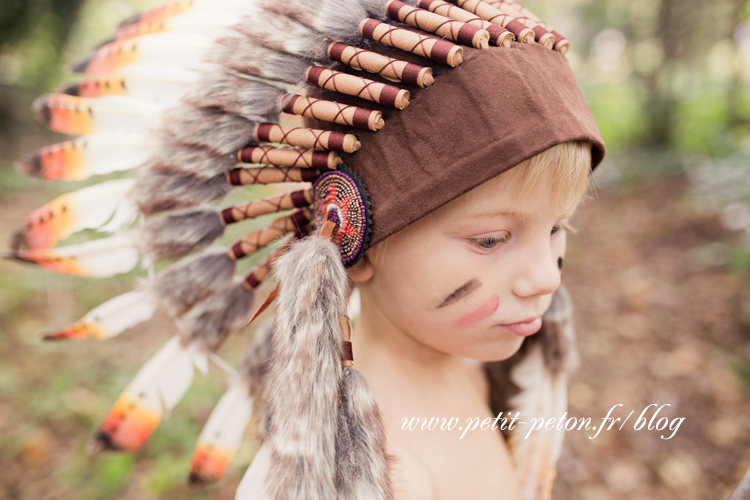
[{"left": 307, "top": 42, "right": 605, "bottom": 248}]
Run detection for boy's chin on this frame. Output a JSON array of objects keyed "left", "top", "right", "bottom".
[{"left": 462, "top": 336, "right": 526, "bottom": 363}]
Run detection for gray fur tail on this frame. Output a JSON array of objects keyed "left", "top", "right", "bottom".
[
  {"left": 264, "top": 233, "right": 347, "bottom": 500},
  {"left": 337, "top": 366, "right": 395, "bottom": 500}
]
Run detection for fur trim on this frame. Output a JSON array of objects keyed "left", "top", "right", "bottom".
[
  {"left": 137, "top": 206, "right": 225, "bottom": 261},
  {"left": 337, "top": 366, "right": 394, "bottom": 500},
  {"left": 239, "top": 317, "right": 276, "bottom": 441},
  {"left": 264, "top": 232, "right": 348, "bottom": 499},
  {"left": 182, "top": 277, "right": 255, "bottom": 351}
]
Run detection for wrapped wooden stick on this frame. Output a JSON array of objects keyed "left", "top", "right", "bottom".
[
  {"left": 243, "top": 226, "right": 310, "bottom": 289},
  {"left": 253, "top": 123, "right": 361, "bottom": 153},
  {"left": 220, "top": 189, "right": 313, "bottom": 225},
  {"left": 417, "top": 0, "right": 514, "bottom": 47},
  {"left": 451, "top": 0, "right": 535, "bottom": 44},
  {"left": 385, "top": 0, "right": 490, "bottom": 49},
  {"left": 359, "top": 19, "right": 464, "bottom": 67},
  {"left": 226, "top": 167, "right": 322, "bottom": 186},
  {"left": 305, "top": 67, "right": 411, "bottom": 110},
  {"left": 280, "top": 94, "right": 385, "bottom": 131},
  {"left": 485, "top": 0, "right": 569, "bottom": 53},
  {"left": 328, "top": 43, "right": 435, "bottom": 88},
  {"left": 229, "top": 208, "right": 312, "bottom": 260},
  {"left": 482, "top": 0, "right": 554, "bottom": 49},
  {"left": 238, "top": 146, "right": 342, "bottom": 170}
]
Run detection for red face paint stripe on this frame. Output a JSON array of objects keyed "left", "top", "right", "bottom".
[{"left": 455, "top": 294, "right": 499, "bottom": 328}]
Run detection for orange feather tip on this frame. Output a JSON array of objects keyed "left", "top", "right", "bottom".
[
  {"left": 16, "top": 141, "right": 85, "bottom": 180},
  {"left": 56, "top": 78, "right": 127, "bottom": 99},
  {"left": 42, "top": 322, "right": 103, "bottom": 341},
  {"left": 15, "top": 196, "right": 77, "bottom": 251},
  {"left": 92, "top": 392, "right": 161, "bottom": 453},
  {"left": 119, "top": 1, "right": 192, "bottom": 28},
  {"left": 189, "top": 444, "right": 233, "bottom": 484},
  {"left": 31, "top": 94, "right": 93, "bottom": 135},
  {"left": 14, "top": 151, "right": 44, "bottom": 178},
  {"left": 5, "top": 249, "right": 84, "bottom": 275},
  {"left": 115, "top": 20, "right": 169, "bottom": 42},
  {"left": 67, "top": 40, "right": 138, "bottom": 75}
]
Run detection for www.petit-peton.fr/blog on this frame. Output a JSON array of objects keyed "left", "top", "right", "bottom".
[{"left": 402, "top": 404, "right": 685, "bottom": 441}]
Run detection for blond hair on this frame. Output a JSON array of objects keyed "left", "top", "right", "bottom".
[{"left": 365, "top": 141, "right": 594, "bottom": 269}]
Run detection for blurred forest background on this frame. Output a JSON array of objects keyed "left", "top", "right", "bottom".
[{"left": 0, "top": 0, "right": 749, "bottom": 499}]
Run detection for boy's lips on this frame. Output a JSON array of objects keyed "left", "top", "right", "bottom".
[{"left": 498, "top": 316, "right": 543, "bottom": 336}]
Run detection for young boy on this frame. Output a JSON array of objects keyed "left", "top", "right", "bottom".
[{"left": 348, "top": 141, "right": 591, "bottom": 499}]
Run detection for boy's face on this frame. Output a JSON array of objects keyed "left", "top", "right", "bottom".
[{"left": 353, "top": 166, "right": 579, "bottom": 362}]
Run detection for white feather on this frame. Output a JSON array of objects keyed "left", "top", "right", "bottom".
[
  {"left": 83, "top": 288, "right": 159, "bottom": 339},
  {"left": 110, "top": 33, "right": 214, "bottom": 72},
  {"left": 508, "top": 346, "right": 567, "bottom": 500},
  {"left": 17, "top": 234, "right": 140, "bottom": 277},
  {"left": 114, "top": 65, "right": 203, "bottom": 104},
  {"left": 194, "top": 380, "right": 254, "bottom": 458},
  {"left": 236, "top": 442, "right": 271, "bottom": 500},
  {"left": 127, "top": 335, "right": 197, "bottom": 415},
  {"left": 39, "top": 133, "right": 159, "bottom": 180},
  {"left": 85, "top": 95, "right": 166, "bottom": 134}
]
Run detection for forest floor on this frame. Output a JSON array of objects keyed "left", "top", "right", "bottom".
[{"left": 0, "top": 169, "right": 748, "bottom": 499}]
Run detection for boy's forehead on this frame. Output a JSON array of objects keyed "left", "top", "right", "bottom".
[{"left": 440, "top": 167, "right": 580, "bottom": 221}]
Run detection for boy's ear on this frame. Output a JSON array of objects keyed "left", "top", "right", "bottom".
[{"left": 347, "top": 254, "right": 375, "bottom": 282}]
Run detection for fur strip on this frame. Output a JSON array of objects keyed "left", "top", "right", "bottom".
[
  {"left": 152, "top": 248, "right": 236, "bottom": 316},
  {"left": 337, "top": 366, "right": 394, "bottom": 500},
  {"left": 233, "top": 13, "right": 329, "bottom": 60},
  {"left": 182, "top": 277, "right": 255, "bottom": 351},
  {"left": 213, "top": 37, "right": 310, "bottom": 84},
  {"left": 238, "top": 318, "right": 276, "bottom": 441},
  {"left": 137, "top": 206, "right": 225, "bottom": 261},
  {"left": 132, "top": 167, "right": 232, "bottom": 215},
  {"left": 185, "top": 72, "right": 284, "bottom": 121},
  {"left": 264, "top": 233, "right": 348, "bottom": 499},
  {"left": 161, "top": 106, "right": 257, "bottom": 155}
]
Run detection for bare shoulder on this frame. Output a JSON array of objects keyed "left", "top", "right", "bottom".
[{"left": 387, "top": 439, "right": 437, "bottom": 500}]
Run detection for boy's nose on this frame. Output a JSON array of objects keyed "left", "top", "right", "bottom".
[{"left": 510, "top": 244, "right": 562, "bottom": 298}]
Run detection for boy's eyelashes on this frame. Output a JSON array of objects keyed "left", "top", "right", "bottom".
[
  {"left": 469, "top": 221, "right": 573, "bottom": 250},
  {"left": 471, "top": 233, "right": 510, "bottom": 250}
]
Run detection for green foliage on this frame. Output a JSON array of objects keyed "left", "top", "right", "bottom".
[
  {"left": 583, "top": 81, "right": 649, "bottom": 154},
  {"left": 729, "top": 241, "right": 750, "bottom": 272}
]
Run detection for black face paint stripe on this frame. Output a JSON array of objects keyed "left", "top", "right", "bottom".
[
  {"left": 558, "top": 257, "right": 563, "bottom": 270},
  {"left": 437, "top": 278, "right": 481, "bottom": 308}
]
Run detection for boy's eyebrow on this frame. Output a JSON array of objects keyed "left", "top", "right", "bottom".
[
  {"left": 437, "top": 278, "right": 481, "bottom": 308},
  {"left": 459, "top": 206, "right": 575, "bottom": 220}
]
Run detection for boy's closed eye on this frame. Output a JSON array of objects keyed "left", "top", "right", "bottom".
[{"left": 469, "top": 220, "right": 577, "bottom": 251}]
